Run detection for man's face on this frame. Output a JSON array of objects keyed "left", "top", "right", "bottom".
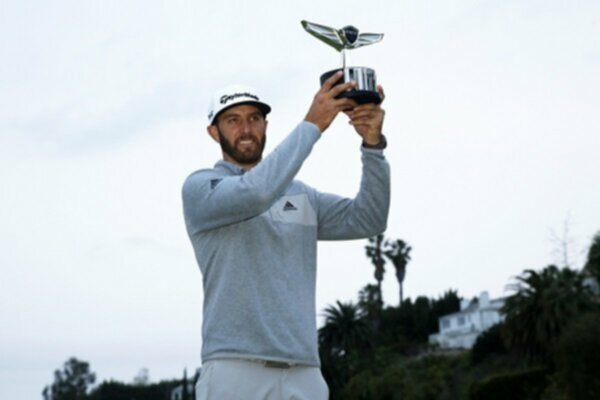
[{"left": 209, "top": 104, "right": 267, "bottom": 168}]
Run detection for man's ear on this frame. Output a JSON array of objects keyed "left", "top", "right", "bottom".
[{"left": 207, "top": 125, "right": 220, "bottom": 143}]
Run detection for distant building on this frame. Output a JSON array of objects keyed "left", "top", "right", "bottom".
[
  {"left": 583, "top": 276, "right": 599, "bottom": 295},
  {"left": 170, "top": 368, "right": 201, "bottom": 400},
  {"left": 429, "top": 291, "right": 505, "bottom": 349}
]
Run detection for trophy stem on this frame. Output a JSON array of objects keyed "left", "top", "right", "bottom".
[{"left": 341, "top": 49, "right": 347, "bottom": 69}]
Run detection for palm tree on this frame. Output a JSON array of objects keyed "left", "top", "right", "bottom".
[
  {"left": 502, "top": 265, "right": 595, "bottom": 363},
  {"left": 383, "top": 239, "right": 412, "bottom": 306},
  {"left": 318, "top": 301, "right": 371, "bottom": 400},
  {"left": 319, "top": 301, "right": 371, "bottom": 358},
  {"left": 365, "top": 234, "right": 386, "bottom": 308}
]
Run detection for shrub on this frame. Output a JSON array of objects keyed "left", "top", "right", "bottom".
[
  {"left": 468, "top": 367, "right": 549, "bottom": 400},
  {"left": 342, "top": 355, "right": 461, "bottom": 400},
  {"left": 553, "top": 312, "right": 600, "bottom": 400},
  {"left": 470, "top": 323, "right": 507, "bottom": 365}
]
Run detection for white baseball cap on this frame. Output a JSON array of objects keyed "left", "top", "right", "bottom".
[{"left": 207, "top": 84, "right": 271, "bottom": 125}]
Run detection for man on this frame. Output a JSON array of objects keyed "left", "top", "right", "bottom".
[{"left": 182, "top": 71, "right": 390, "bottom": 399}]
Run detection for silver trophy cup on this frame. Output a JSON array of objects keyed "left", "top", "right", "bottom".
[{"left": 301, "top": 20, "right": 384, "bottom": 104}]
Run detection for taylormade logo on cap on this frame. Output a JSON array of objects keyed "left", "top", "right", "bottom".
[
  {"left": 220, "top": 92, "right": 259, "bottom": 104},
  {"left": 208, "top": 84, "right": 271, "bottom": 125}
]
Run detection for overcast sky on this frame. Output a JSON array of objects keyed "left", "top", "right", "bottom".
[{"left": 1, "top": 1, "right": 599, "bottom": 398}]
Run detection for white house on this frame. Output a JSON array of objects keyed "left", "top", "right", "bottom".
[
  {"left": 170, "top": 368, "right": 201, "bottom": 400},
  {"left": 171, "top": 382, "right": 195, "bottom": 400},
  {"left": 429, "top": 291, "right": 505, "bottom": 349},
  {"left": 583, "top": 276, "right": 599, "bottom": 295}
]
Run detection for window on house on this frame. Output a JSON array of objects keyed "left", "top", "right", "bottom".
[
  {"left": 442, "top": 319, "right": 450, "bottom": 329},
  {"left": 458, "top": 316, "right": 466, "bottom": 326}
]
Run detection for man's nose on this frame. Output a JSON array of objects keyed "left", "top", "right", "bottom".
[{"left": 241, "top": 119, "right": 252, "bottom": 133}]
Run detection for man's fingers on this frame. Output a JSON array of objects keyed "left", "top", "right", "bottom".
[
  {"left": 334, "top": 98, "right": 358, "bottom": 112},
  {"left": 377, "top": 85, "right": 385, "bottom": 102},
  {"left": 347, "top": 105, "right": 378, "bottom": 120},
  {"left": 320, "top": 71, "right": 344, "bottom": 92},
  {"left": 348, "top": 114, "right": 375, "bottom": 124},
  {"left": 329, "top": 80, "right": 356, "bottom": 98},
  {"left": 349, "top": 104, "right": 376, "bottom": 114}
]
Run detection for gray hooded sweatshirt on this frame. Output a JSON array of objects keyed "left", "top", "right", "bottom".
[{"left": 182, "top": 121, "right": 390, "bottom": 367}]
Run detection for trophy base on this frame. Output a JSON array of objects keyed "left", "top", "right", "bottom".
[{"left": 320, "top": 67, "right": 381, "bottom": 105}]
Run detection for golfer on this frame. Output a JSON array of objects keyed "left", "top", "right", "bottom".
[{"left": 182, "top": 72, "right": 390, "bottom": 399}]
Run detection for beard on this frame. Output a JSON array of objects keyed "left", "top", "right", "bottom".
[{"left": 217, "top": 127, "right": 266, "bottom": 165}]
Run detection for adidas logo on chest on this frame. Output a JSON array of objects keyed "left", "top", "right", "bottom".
[
  {"left": 283, "top": 201, "right": 298, "bottom": 211},
  {"left": 268, "top": 194, "right": 317, "bottom": 226}
]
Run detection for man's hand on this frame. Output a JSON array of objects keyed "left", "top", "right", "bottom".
[
  {"left": 304, "top": 71, "right": 358, "bottom": 133},
  {"left": 345, "top": 85, "right": 386, "bottom": 145}
]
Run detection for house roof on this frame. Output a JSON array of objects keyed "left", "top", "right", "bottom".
[{"left": 440, "top": 296, "right": 506, "bottom": 320}]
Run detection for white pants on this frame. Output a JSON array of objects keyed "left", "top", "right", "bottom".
[{"left": 195, "top": 359, "right": 329, "bottom": 400}]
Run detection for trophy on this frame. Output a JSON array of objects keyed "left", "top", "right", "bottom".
[{"left": 301, "top": 20, "right": 384, "bottom": 104}]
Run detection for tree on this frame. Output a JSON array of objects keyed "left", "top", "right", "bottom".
[
  {"left": 471, "top": 323, "right": 508, "bottom": 365},
  {"left": 410, "top": 296, "right": 432, "bottom": 343},
  {"left": 365, "top": 234, "right": 386, "bottom": 308},
  {"left": 429, "top": 289, "right": 461, "bottom": 334},
  {"left": 375, "top": 291, "right": 461, "bottom": 351},
  {"left": 319, "top": 301, "right": 371, "bottom": 358},
  {"left": 549, "top": 217, "right": 575, "bottom": 268},
  {"left": 88, "top": 379, "right": 180, "bottom": 400},
  {"left": 553, "top": 312, "right": 600, "bottom": 400},
  {"left": 502, "top": 265, "right": 594, "bottom": 362},
  {"left": 43, "top": 357, "right": 96, "bottom": 400},
  {"left": 584, "top": 231, "right": 600, "bottom": 283},
  {"left": 358, "top": 283, "right": 382, "bottom": 331},
  {"left": 469, "top": 367, "right": 549, "bottom": 400},
  {"left": 319, "top": 301, "right": 372, "bottom": 399},
  {"left": 342, "top": 354, "right": 462, "bottom": 400},
  {"left": 383, "top": 239, "right": 412, "bottom": 306},
  {"left": 181, "top": 368, "right": 189, "bottom": 400}
]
